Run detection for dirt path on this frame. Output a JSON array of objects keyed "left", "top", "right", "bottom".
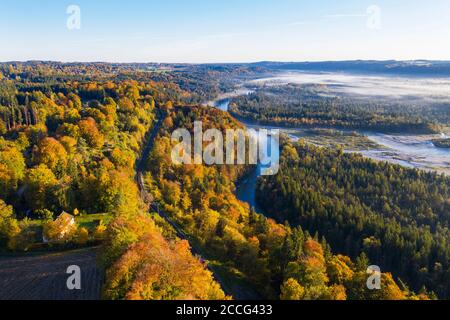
[
  {"left": 0, "top": 247, "right": 102, "bottom": 300},
  {"left": 136, "top": 112, "right": 164, "bottom": 173}
]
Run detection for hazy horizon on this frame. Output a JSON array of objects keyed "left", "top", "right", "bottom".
[{"left": 2, "top": 59, "right": 450, "bottom": 64}]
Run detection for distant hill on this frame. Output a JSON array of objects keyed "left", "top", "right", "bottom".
[
  {"left": 5, "top": 60, "right": 450, "bottom": 78},
  {"left": 251, "top": 60, "right": 450, "bottom": 77}
]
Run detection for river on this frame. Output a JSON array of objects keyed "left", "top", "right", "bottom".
[{"left": 211, "top": 95, "right": 450, "bottom": 209}]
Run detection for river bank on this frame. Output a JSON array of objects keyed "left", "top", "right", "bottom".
[{"left": 210, "top": 92, "right": 450, "bottom": 209}]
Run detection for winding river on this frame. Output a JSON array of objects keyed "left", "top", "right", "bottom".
[{"left": 211, "top": 95, "right": 450, "bottom": 209}]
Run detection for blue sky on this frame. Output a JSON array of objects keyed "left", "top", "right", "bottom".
[{"left": 1, "top": 0, "right": 450, "bottom": 62}]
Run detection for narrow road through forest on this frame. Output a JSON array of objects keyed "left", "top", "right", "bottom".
[{"left": 135, "top": 110, "right": 262, "bottom": 300}]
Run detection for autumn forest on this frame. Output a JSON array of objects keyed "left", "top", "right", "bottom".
[{"left": 0, "top": 61, "right": 448, "bottom": 301}]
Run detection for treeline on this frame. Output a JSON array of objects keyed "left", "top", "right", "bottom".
[
  {"left": 257, "top": 140, "right": 450, "bottom": 298},
  {"left": 0, "top": 62, "right": 267, "bottom": 106},
  {"left": 141, "top": 105, "right": 429, "bottom": 300},
  {"left": 229, "top": 84, "right": 447, "bottom": 134}
]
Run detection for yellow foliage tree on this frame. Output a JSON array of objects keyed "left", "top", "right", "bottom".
[
  {"left": 78, "top": 117, "right": 104, "bottom": 148},
  {"left": 0, "top": 200, "right": 20, "bottom": 247},
  {"left": 93, "top": 221, "right": 107, "bottom": 241},
  {"left": 103, "top": 214, "right": 226, "bottom": 300},
  {"left": 24, "top": 164, "right": 58, "bottom": 210},
  {"left": 33, "top": 137, "right": 68, "bottom": 171},
  {"left": 0, "top": 141, "right": 26, "bottom": 197},
  {"left": 280, "top": 278, "right": 305, "bottom": 300},
  {"left": 327, "top": 255, "right": 354, "bottom": 285},
  {"left": 75, "top": 227, "right": 89, "bottom": 245}
]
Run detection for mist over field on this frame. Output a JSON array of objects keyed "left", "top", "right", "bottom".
[
  {"left": 240, "top": 70, "right": 450, "bottom": 174},
  {"left": 251, "top": 72, "right": 450, "bottom": 105}
]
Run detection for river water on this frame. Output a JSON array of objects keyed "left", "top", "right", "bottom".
[{"left": 211, "top": 96, "right": 450, "bottom": 209}]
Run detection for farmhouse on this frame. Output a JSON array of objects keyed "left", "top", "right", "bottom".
[{"left": 42, "top": 212, "right": 76, "bottom": 243}]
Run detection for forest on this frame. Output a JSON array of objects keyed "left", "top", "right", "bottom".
[
  {"left": 138, "top": 105, "right": 429, "bottom": 300},
  {"left": 0, "top": 61, "right": 440, "bottom": 300},
  {"left": 257, "top": 140, "right": 450, "bottom": 298},
  {"left": 229, "top": 84, "right": 447, "bottom": 133},
  {"left": 0, "top": 62, "right": 227, "bottom": 299}
]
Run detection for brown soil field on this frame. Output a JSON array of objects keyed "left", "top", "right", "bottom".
[{"left": 0, "top": 247, "right": 102, "bottom": 300}]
